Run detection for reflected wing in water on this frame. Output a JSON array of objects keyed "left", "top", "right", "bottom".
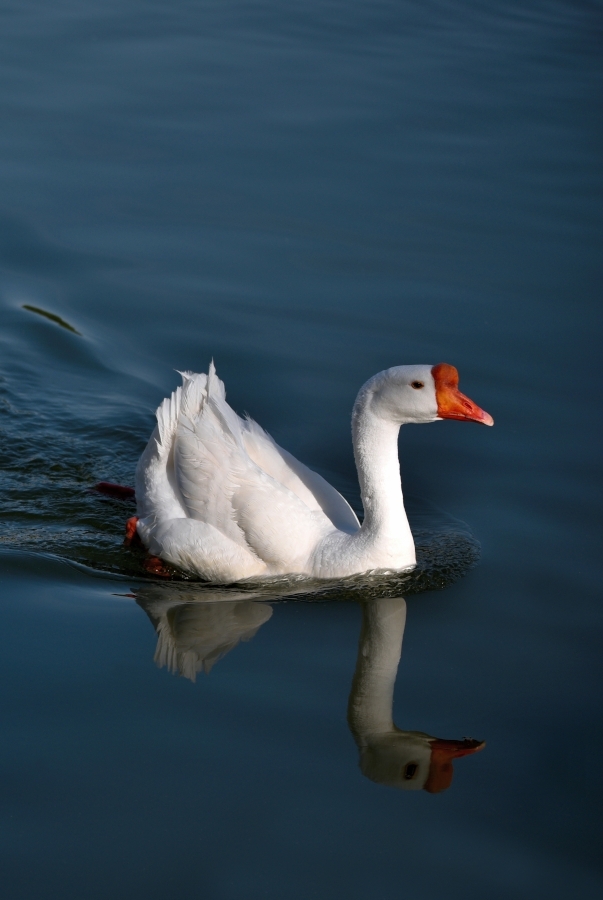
[{"left": 134, "top": 583, "right": 273, "bottom": 682}]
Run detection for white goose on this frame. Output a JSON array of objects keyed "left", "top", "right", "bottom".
[{"left": 132, "top": 362, "right": 492, "bottom": 581}]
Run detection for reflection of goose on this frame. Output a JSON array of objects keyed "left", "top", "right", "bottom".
[
  {"left": 133, "top": 362, "right": 492, "bottom": 581},
  {"left": 348, "top": 597, "right": 484, "bottom": 792},
  {"left": 134, "top": 585, "right": 272, "bottom": 681},
  {"left": 134, "top": 587, "right": 482, "bottom": 792}
]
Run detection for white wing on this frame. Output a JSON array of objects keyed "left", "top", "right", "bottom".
[
  {"left": 173, "top": 365, "right": 335, "bottom": 569},
  {"left": 240, "top": 418, "right": 359, "bottom": 534},
  {"left": 137, "top": 364, "right": 359, "bottom": 576},
  {"left": 135, "top": 378, "right": 197, "bottom": 522}
]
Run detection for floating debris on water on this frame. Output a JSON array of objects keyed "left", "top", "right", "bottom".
[{"left": 22, "top": 304, "right": 81, "bottom": 335}]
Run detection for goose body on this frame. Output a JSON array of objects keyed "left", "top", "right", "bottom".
[{"left": 135, "top": 362, "right": 492, "bottom": 582}]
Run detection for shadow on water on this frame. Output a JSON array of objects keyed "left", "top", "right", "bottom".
[{"left": 133, "top": 583, "right": 485, "bottom": 793}]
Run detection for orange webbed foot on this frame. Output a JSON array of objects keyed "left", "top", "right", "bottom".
[
  {"left": 143, "top": 556, "right": 172, "bottom": 578},
  {"left": 124, "top": 516, "right": 141, "bottom": 547}
]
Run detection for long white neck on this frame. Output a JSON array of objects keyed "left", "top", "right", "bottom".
[
  {"left": 352, "top": 394, "right": 414, "bottom": 564},
  {"left": 347, "top": 597, "right": 407, "bottom": 739}
]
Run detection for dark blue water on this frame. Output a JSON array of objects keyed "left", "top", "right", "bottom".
[{"left": 1, "top": 2, "right": 601, "bottom": 897}]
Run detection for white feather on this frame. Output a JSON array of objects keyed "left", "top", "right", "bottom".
[{"left": 135, "top": 362, "right": 472, "bottom": 581}]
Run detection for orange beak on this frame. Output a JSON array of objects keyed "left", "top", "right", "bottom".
[
  {"left": 432, "top": 363, "right": 494, "bottom": 426},
  {"left": 423, "top": 738, "right": 486, "bottom": 794}
]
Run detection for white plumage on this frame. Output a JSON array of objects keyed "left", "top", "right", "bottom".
[{"left": 135, "top": 361, "right": 492, "bottom": 582}]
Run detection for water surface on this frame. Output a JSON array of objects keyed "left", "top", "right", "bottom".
[{"left": 0, "top": 1, "right": 601, "bottom": 897}]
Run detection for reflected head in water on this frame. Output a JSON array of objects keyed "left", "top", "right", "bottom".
[
  {"left": 347, "top": 597, "right": 484, "bottom": 793},
  {"left": 357, "top": 731, "right": 484, "bottom": 794}
]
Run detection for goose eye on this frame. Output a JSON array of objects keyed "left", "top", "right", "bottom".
[
  {"left": 404, "top": 762, "right": 419, "bottom": 780},
  {"left": 411, "top": 381, "right": 424, "bottom": 389}
]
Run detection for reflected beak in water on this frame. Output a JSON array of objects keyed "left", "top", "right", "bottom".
[
  {"left": 424, "top": 737, "right": 486, "bottom": 794},
  {"left": 432, "top": 363, "right": 494, "bottom": 426}
]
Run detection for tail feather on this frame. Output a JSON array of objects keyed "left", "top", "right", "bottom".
[
  {"left": 207, "top": 359, "right": 226, "bottom": 402},
  {"left": 155, "top": 370, "right": 210, "bottom": 450},
  {"left": 180, "top": 372, "right": 209, "bottom": 425},
  {"left": 155, "top": 385, "right": 183, "bottom": 450}
]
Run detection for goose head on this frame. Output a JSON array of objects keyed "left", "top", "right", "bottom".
[{"left": 356, "top": 363, "right": 493, "bottom": 427}]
